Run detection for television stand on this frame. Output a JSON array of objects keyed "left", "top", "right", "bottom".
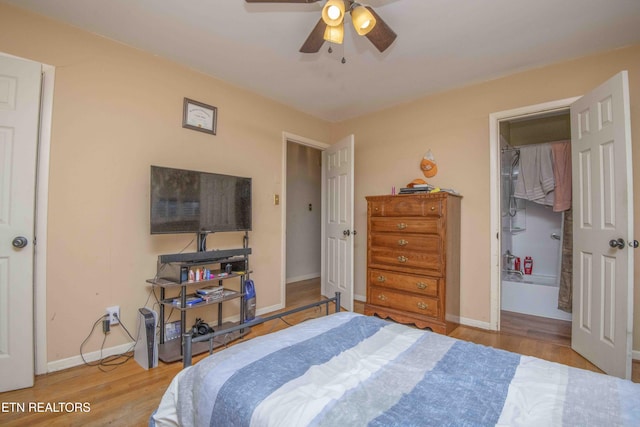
[{"left": 147, "top": 231, "right": 252, "bottom": 363}]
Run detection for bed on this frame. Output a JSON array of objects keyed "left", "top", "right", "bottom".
[{"left": 150, "top": 312, "right": 640, "bottom": 426}]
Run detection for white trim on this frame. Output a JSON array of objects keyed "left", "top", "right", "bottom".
[
  {"left": 354, "top": 293, "right": 365, "bottom": 302},
  {"left": 458, "top": 316, "right": 493, "bottom": 331},
  {"left": 47, "top": 342, "right": 135, "bottom": 373},
  {"left": 633, "top": 350, "right": 640, "bottom": 362},
  {"left": 489, "top": 97, "right": 579, "bottom": 331},
  {"left": 34, "top": 64, "right": 54, "bottom": 375},
  {"left": 286, "top": 273, "right": 320, "bottom": 284},
  {"left": 257, "top": 303, "right": 284, "bottom": 316},
  {"left": 281, "top": 132, "right": 329, "bottom": 310}
]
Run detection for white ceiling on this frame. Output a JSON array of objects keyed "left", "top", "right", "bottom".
[{"left": 5, "top": 0, "right": 640, "bottom": 122}]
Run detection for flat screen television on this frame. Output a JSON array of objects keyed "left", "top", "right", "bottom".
[{"left": 150, "top": 165, "right": 252, "bottom": 234}]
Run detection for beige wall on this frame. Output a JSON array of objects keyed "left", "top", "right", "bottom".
[
  {"left": 0, "top": 3, "right": 330, "bottom": 362},
  {"left": 332, "top": 44, "right": 640, "bottom": 352},
  {"left": 2, "top": 2, "right": 639, "bottom": 365}
]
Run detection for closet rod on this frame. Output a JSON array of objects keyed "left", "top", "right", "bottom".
[
  {"left": 501, "top": 140, "right": 567, "bottom": 153},
  {"left": 501, "top": 146, "right": 520, "bottom": 153}
]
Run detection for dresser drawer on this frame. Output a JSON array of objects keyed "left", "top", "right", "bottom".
[
  {"left": 369, "top": 197, "right": 442, "bottom": 217},
  {"left": 370, "top": 233, "right": 441, "bottom": 252},
  {"left": 369, "top": 248, "right": 443, "bottom": 275},
  {"left": 369, "top": 285, "right": 439, "bottom": 318},
  {"left": 368, "top": 269, "right": 438, "bottom": 298},
  {"left": 369, "top": 217, "right": 441, "bottom": 234}
]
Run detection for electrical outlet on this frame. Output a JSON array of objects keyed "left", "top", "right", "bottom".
[{"left": 106, "top": 306, "right": 120, "bottom": 326}]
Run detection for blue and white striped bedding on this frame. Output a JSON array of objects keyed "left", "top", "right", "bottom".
[{"left": 151, "top": 312, "right": 640, "bottom": 426}]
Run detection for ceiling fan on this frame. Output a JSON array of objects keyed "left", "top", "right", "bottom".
[{"left": 245, "top": 0, "right": 397, "bottom": 53}]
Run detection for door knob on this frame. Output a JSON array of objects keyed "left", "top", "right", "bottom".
[
  {"left": 630, "top": 240, "right": 639, "bottom": 248},
  {"left": 12, "top": 236, "right": 28, "bottom": 249},
  {"left": 342, "top": 229, "right": 357, "bottom": 237},
  {"left": 609, "top": 238, "right": 625, "bottom": 249}
]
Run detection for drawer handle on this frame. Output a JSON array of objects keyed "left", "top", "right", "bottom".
[
  {"left": 397, "top": 256, "right": 408, "bottom": 263},
  {"left": 377, "top": 294, "right": 387, "bottom": 301},
  {"left": 398, "top": 239, "right": 408, "bottom": 246},
  {"left": 416, "top": 282, "right": 427, "bottom": 290},
  {"left": 417, "top": 302, "right": 428, "bottom": 310},
  {"left": 430, "top": 206, "right": 436, "bottom": 211},
  {"left": 397, "top": 223, "right": 407, "bottom": 230},
  {"left": 377, "top": 275, "right": 386, "bottom": 282}
]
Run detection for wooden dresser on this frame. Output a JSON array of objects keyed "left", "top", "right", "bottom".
[{"left": 364, "top": 192, "right": 461, "bottom": 334}]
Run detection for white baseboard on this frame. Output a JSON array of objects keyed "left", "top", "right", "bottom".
[
  {"left": 458, "top": 316, "right": 493, "bottom": 331},
  {"left": 633, "top": 350, "right": 640, "bottom": 362},
  {"left": 256, "top": 303, "right": 284, "bottom": 316},
  {"left": 286, "top": 273, "right": 320, "bottom": 284},
  {"left": 354, "top": 293, "right": 365, "bottom": 303},
  {"left": 47, "top": 341, "right": 135, "bottom": 373}
]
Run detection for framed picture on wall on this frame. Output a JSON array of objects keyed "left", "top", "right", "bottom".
[{"left": 182, "top": 98, "right": 217, "bottom": 135}]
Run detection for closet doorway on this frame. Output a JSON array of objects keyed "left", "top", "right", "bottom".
[
  {"left": 489, "top": 96, "right": 579, "bottom": 333},
  {"left": 499, "top": 110, "right": 573, "bottom": 345},
  {"left": 490, "top": 71, "right": 635, "bottom": 379}
]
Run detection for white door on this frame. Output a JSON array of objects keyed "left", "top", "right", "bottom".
[
  {"left": 0, "top": 55, "right": 41, "bottom": 392},
  {"left": 571, "top": 71, "right": 634, "bottom": 379},
  {"left": 321, "top": 135, "right": 354, "bottom": 311}
]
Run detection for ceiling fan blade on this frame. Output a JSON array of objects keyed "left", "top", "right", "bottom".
[
  {"left": 245, "top": 0, "right": 321, "bottom": 3},
  {"left": 364, "top": 6, "right": 397, "bottom": 53},
  {"left": 299, "top": 18, "right": 326, "bottom": 53}
]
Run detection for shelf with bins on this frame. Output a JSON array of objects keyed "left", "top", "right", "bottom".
[{"left": 148, "top": 247, "right": 252, "bottom": 363}]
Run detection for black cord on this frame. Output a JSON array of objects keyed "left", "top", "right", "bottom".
[
  {"left": 80, "top": 314, "right": 135, "bottom": 372},
  {"left": 117, "top": 313, "right": 136, "bottom": 342}
]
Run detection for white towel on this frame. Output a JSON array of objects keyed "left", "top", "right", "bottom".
[{"left": 514, "top": 144, "right": 555, "bottom": 206}]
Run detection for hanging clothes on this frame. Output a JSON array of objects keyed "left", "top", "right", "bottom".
[
  {"left": 551, "top": 140, "right": 572, "bottom": 212},
  {"left": 551, "top": 140, "right": 573, "bottom": 312},
  {"left": 513, "top": 144, "right": 555, "bottom": 206}
]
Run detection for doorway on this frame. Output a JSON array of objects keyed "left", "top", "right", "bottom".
[
  {"left": 489, "top": 97, "right": 579, "bottom": 331},
  {"left": 490, "top": 72, "right": 635, "bottom": 379},
  {"left": 280, "top": 132, "right": 355, "bottom": 313},
  {"left": 498, "top": 110, "right": 573, "bottom": 345},
  {"left": 500, "top": 111, "right": 573, "bottom": 316},
  {"left": 281, "top": 133, "right": 329, "bottom": 309},
  {"left": 285, "top": 140, "right": 322, "bottom": 302}
]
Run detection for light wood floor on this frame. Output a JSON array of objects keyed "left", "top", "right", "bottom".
[{"left": 1, "top": 278, "right": 637, "bottom": 426}]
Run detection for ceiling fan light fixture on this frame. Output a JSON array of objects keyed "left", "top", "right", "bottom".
[
  {"left": 350, "top": 4, "right": 376, "bottom": 35},
  {"left": 323, "top": 21, "right": 344, "bottom": 44},
  {"left": 322, "top": 0, "right": 345, "bottom": 26}
]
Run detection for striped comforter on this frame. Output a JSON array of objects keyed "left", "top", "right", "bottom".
[{"left": 151, "top": 312, "right": 640, "bottom": 427}]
